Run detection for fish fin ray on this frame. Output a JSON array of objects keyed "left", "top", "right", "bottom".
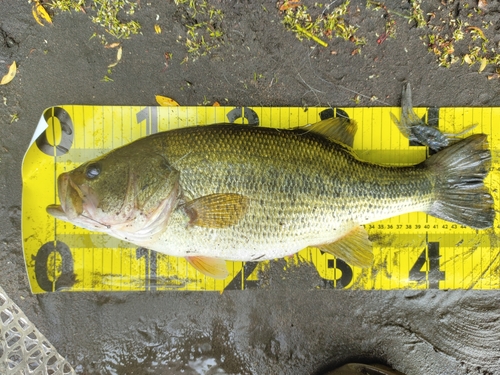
[
  {"left": 424, "top": 134, "right": 495, "bottom": 229},
  {"left": 317, "top": 225, "right": 373, "bottom": 268},
  {"left": 184, "top": 193, "right": 249, "bottom": 228},
  {"left": 186, "top": 256, "right": 229, "bottom": 279},
  {"left": 299, "top": 117, "right": 358, "bottom": 147}
]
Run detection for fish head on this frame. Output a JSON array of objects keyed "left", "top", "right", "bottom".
[{"left": 47, "top": 148, "right": 181, "bottom": 236}]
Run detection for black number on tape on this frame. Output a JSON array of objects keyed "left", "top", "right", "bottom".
[
  {"left": 322, "top": 258, "right": 353, "bottom": 289},
  {"left": 34, "top": 242, "right": 76, "bottom": 292},
  {"left": 409, "top": 242, "right": 445, "bottom": 289},
  {"left": 136, "top": 247, "right": 158, "bottom": 291},
  {"left": 136, "top": 107, "right": 158, "bottom": 135},
  {"left": 226, "top": 107, "right": 259, "bottom": 126},
  {"left": 224, "top": 262, "right": 259, "bottom": 290},
  {"left": 36, "top": 107, "right": 74, "bottom": 156}
]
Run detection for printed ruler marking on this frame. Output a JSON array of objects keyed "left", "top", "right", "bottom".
[{"left": 22, "top": 105, "right": 500, "bottom": 293}]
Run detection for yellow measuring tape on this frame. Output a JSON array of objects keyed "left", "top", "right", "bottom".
[{"left": 22, "top": 105, "right": 500, "bottom": 293}]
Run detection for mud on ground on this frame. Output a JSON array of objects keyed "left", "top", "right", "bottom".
[{"left": 1, "top": 1, "right": 500, "bottom": 374}]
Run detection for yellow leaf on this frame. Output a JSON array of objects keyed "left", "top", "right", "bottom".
[
  {"left": 479, "top": 57, "right": 488, "bottom": 73},
  {"left": 108, "top": 46, "right": 123, "bottom": 68},
  {"left": 154, "top": 24, "right": 161, "bottom": 34},
  {"left": 37, "top": 3, "right": 52, "bottom": 24},
  {"left": 117, "top": 46, "right": 122, "bottom": 62},
  {"left": 32, "top": 2, "right": 52, "bottom": 26},
  {"left": 463, "top": 54, "right": 472, "bottom": 65},
  {"left": 155, "top": 95, "right": 180, "bottom": 107},
  {"left": 32, "top": 5, "right": 44, "bottom": 26},
  {"left": 105, "top": 42, "right": 120, "bottom": 49},
  {"left": 0, "top": 61, "right": 17, "bottom": 85}
]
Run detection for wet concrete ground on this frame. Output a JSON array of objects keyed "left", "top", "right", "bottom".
[{"left": 2, "top": 1, "right": 500, "bottom": 374}]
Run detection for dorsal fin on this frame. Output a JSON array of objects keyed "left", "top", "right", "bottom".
[{"left": 300, "top": 117, "right": 358, "bottom": 147}]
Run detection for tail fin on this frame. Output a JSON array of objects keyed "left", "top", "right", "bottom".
[{"left": 424, "top": 134, "right": 495, "bottom": 229}]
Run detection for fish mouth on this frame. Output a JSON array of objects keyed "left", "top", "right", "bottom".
[{"left": 46, "top": 173, "right": 85, "bottom": 220}]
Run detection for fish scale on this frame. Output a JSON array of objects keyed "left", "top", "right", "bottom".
[{"left": 139, "top": 125, "right": 435, "bottom": 260}]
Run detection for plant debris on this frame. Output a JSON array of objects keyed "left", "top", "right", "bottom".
[
  {"left": 50, "top": 0, "right": 140, "bottom": 42},
  {"left": 174, "top": 0, "right": 225, "bottom": 60},
  {"left": 280, "top": 0, "right": 365, "bottom": 47},
  {"left": 422, "top": 4, "right": 500, "bottom": 71},
  {"left": 40, "top": 0, "right": 500, "bottom": 74}
]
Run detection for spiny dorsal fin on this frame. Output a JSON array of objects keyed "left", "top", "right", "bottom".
[
  {"left": 317, "top": 225, "right": 373, "bottom": 268},
  {"left": 183, "top": 193, "right": 250, "bottom": 228},
  {"left": 186, "top": 256, "right": 229, "bottom": 279},
  {"left": 301, "top": 117, "right": 358, "bottom": 147}
]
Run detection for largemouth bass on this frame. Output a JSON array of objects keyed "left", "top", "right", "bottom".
[{"left": 46, "top": 118, "right": 494, "bottom": 278}]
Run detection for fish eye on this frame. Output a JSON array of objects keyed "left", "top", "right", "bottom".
[{"left": 85, "top": 163, "right": 101, "bottom": 179}]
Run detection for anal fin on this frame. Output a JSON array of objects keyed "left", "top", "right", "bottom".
[
  {"left": 186, "top": 256, "right": 229, "bottom": 279},
  {"left": 317, "top": 225, "right": 373, "bottom": 268}
]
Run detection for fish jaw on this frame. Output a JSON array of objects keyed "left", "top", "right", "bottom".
[
  {"left": 46, "top": 171, "right": 114, "bottom": 231},
  {"left": 46, "top": 204, "right": 68, "bottom": 220},
  {"left": 45, "top": 203, "right": 111, "bottom": 232},
  {"left": 57, "top": 172, "right": 84, "bottom": 220}
]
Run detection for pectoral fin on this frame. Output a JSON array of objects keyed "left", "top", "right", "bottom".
[
  {"left": 186, "top": 256, "right": 229, "bottom": 279},
  {"left": 184, "top": 193, "right": 249, "bottom": 228},
  {"left": 317, "top": 225, "right": 373, "bottom": 268}
]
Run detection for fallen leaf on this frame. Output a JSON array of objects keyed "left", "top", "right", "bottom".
[
  {"left": 213, "top": 101, "right": 220, "bottom": 107},
  {"left": 105, "top": 42, "right": 120, "bottom": 49},
  {"left": 467, "top": 26, "right": 486, "bottom": 40},
  {"left": 478, "top": 0, "right": 488, "bottom": 11},
  {"left": 32, "top": 2, "right": 52, "bottom": 26},
  {"left": 463, "top": 54, "right": 473, "bottom": 65},
  {"left": 32, "top": 5, "right": 43, "bottom": 26},
  {"left": 279, "top": 1, "right": 301, "bottom": 11},
  {"left": 155, "top": 95, "right": 180, "bottom": 107},
  {"left": 0, "top": 61, "right": 17, "bottom": 85},
  {"left": 479, "top": 57, "right": 488, "bottom": 73},
  {"left": 154, "top": 24, "right": 162, "bottom": 34},
  {"left": 487, "top": 73, "right": 500, "bottom": 80},
  {"left": 108, "top": 46, "right": 123, "bottom": 68}
]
